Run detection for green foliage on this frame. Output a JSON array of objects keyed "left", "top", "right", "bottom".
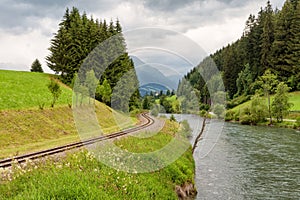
[
  {"left": 250, "top": 93, "right": 268, "bottom": 124},
  {"left": 239, "top": 107, "right": 252, "bottom": 125},
  {"left": 150, "top": 104, "right": 160, "bottom": 117},
  {"left": 212, "top": 103, "right": 225, "bottom": 118},
  {"left": 238, "top": 94, "right": 269, "bottom": 125},
  {"left": 142, "top": 96, "right": 151, "bottom": 110},
  {"left": 30, "top": 59, "right": 43, "bottom": 73},
  {"left": 85, "top": 70, "right": 98, "bottom": 104},
  {"left": 236, "top": 64, "right": 253, "bottom": 96},
  {"left": 180, "top": 120, "right": 192, "bottom": 138},
  {"left": 96, "top": 78, "right": 111, "bottom": 105},
  {"left": 271, "top": 82, "right": 293, "bottom": 122},
  {"left": 296, "top": 117, "right": 300, "bottom": 127},
  {"left": 227, "top": 94, "right": 251, "bottom": 109},
  {"left": 199, "top": 110, "right": 208, "bottom": 117},
  {"left": 183, "top": 0, "right": 300, "bottom": 101},
  {"left": 256, "top": 69, "right": 279, "bottom": 124},
  {"left": 46, "top": 7, "right": 141, "bottom": 110},
  {"left": 47, "top": 78, "right": 62, "bottom": 107},
  {"left": 225, "top": 110, "right": 236, "bottom": 121}
]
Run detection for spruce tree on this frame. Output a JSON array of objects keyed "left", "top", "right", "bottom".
[
  {"left": 30, "top": 59, "right": 43, "bottom": 73},
  {"left": 261, "top": 1, "right": 274, "bottom": 72}
]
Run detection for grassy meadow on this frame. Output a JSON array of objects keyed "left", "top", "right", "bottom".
[
  {"left": 0, "top": 70, "right": 72, "bottom": 110},
  {"left": 0, "top": 120, "right": 195, "bottom": 199}
]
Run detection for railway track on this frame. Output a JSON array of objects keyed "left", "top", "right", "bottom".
[{"left": 0, "top": 113, "right": 154, "bottom": 168}]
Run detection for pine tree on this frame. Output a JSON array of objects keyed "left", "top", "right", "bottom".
[
  {"left": 287, "top": 1, "right": 300, "bottom": 89},
  {"left": 30, "top": 59, "right": 43, "bottom": 73},
  {"left": 261, "top": 1, "right": 274, "bottom": 72},
  {"left": 271, "top": 1, "right": 294, "bottom": 80}
]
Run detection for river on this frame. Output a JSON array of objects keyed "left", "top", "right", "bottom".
[{"left": 168, "top": 114, "right": 300, "bottom": 200}]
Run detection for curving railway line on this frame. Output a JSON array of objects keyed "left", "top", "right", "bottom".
[{"left": 0, "top": 113, "right": 154, "bottom": 168}]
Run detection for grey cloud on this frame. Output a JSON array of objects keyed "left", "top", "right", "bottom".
[
  {"left": 142, "top": 0, "right": 249, "bottom": 12},
  {"left": 0, "top": 0, "right": 70, "bottom": 34},
  {"left": 0, "top": 0, "right": 121, "bottom": 35}
]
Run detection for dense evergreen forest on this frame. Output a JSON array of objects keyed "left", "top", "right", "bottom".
[
  {"left": 183, "top": 0, "right": 300, "bottom": 106},
  {"left": 46, "top": 7, "right": 140, "bottom": 111}
]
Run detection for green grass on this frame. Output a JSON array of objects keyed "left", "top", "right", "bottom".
[
  {"left": 0, "top": 120, "right": 195, "bottom": 199},
  {"left": 0, "top": 70, "right": 136, "bottom": 159},
  {"left": 231, "top": 91, "right": 300, "bottom": 113},
  {"left": 0, "top": 70, "right": 72, "bottom": 110},
  {"left": 0, "top": 103, "right": 136, "bottom": 159},
  {"left": 288, "top": 91, "right": 300, "bottom": 110}
]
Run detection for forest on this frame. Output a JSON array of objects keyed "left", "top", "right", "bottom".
[
  {"left": 46, "top": 7, "right": 140, "bottom": 111},
  {"left": 183, "top": 0, "right": 300, "bottom": 106}
]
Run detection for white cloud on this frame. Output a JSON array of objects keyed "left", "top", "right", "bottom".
[{"left": 0, "top": 29, "right": 52, "bottom": 73}]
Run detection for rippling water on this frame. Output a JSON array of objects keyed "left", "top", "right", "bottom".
[{"left": 169, "top": 114, "right": 300, "bottom": 200}]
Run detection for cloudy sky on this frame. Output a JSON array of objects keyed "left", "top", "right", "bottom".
[{"left": 0, "top": 0, "right": 284, "bottom": 73}]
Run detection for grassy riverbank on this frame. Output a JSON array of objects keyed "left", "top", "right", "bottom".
[{"left": 0, "top": 120, "right": 195, "bottom": 199}]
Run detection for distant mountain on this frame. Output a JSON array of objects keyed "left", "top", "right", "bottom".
[
  {"left": 139, "top": 83, "right": 170, "bottom": 96},
  {"left": 131, "top": 56, "right": 178, "bottom": 96}
]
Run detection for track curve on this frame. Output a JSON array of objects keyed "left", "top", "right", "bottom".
[{"left": 0, "top": 113, "right": 154, "bottom": 168}]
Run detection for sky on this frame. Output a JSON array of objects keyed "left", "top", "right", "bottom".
[{"left": 0, "top": 0, "right": 285, "bottom": 74}]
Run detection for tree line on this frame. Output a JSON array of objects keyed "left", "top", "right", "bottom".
[
  {"left": 46, "top": 7, "right": 140, "bottom": 111},
  {"left": 180, "top": 0, "right": 299, "bottom": 123},
  {"left": 183, "top": 0, "right": 300, "bottom": 101}
]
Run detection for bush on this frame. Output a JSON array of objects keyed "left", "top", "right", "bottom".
[
  {"left": 234, "top": 111, "right": 240, "bottom": 121},
  {"left": 225, "top": 110, "right": 236, "bottom": 121},
  {"left": 212, "top": 104, "right": 225, "bottom": 118},
  {"left": 240, "top": 107, "right": 252, "bottom": 125},
  {"left": 199, "top": 110, "right": 207, "bottom": 117},
  {"left": 295, "top": 117, "right": 300, "bottom": 128},
  {"left": 240, "top": 114, "right": 252, "bottom": 125},
  {"left": 170, "top": 114, "right": 176, "bottom": 122}
]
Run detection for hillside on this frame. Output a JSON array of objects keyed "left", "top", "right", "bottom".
[
  {"left": 0, "top": 70, "right": 72, "bottom": 110},
  {"left": 230, "top": 91, "right": 300, "bottom": 113},
  {"left": 0, "top": 70, "right": 135, "bottom": 159}
]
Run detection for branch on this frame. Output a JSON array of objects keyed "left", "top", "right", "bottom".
[{"left": 192, "top": 117, "right": 207, "bottom": 154}]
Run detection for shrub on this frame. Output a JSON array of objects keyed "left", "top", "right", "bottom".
[
  {"left": 199, "top": 110, "right": 207, "bottom": 117},
  {"left": 240, "top": 114, "right": 252, "bottom": 125},
  {"left": 240, "top": 107, "right": 252, "bottom": 125},
  {"left": 170, "top": 114, "right": 176, "bottom": 122},
  {"left": 296, "top": 117, "right": 300, "bottom": 127},
  {"left": 225, "top": 110, "right": 236, "bottom": 121}
]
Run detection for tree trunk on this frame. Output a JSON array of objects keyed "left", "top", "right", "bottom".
[
  {"left": 192, "top": 117, "right": 207, "bottom": 154},
  {"left": 268, "top": 93, "right": 272, "bottom": 124}
]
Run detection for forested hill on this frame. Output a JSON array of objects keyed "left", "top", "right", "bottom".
[
  {"left": 184, "top": 0, "right": 300, "bottom": 101},
  {"left": 46, "top": 7, "right": 140, "bottom": 111}
]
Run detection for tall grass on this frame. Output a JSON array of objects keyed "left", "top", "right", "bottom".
[{"left": 0, "top": 120, "right": 195, "bottom": 199}]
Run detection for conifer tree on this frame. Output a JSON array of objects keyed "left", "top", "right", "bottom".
[{"left": 30, "top": 59, "right": 43, "bottom": 73}]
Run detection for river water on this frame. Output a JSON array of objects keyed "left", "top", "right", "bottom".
[{"left": 169, "top": 114, "right": 300, "bottom": 200}]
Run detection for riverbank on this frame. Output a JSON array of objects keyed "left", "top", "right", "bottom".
[{"left": 0, "top": 120, "right": 196, "bottom": 199}]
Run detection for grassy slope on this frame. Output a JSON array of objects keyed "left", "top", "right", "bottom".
[
  {"left": 231, "top": 91, "right": 300, "bottom": 113},
  {"left": 0, "top": 70, "right": 135, "bottom": 159},
  {"left": 0, "top": 70, "right": 72, "bottom": 110},
  {"left": 0, "top": 120, "right": 195, "bottom": 199},
  {"left": 0, "top": 70, "right": 196, "bottom": 198}
]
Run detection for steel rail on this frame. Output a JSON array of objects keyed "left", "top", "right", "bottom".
[{"left": 0, "top": 113, "right": 154, "bottom": 168}]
